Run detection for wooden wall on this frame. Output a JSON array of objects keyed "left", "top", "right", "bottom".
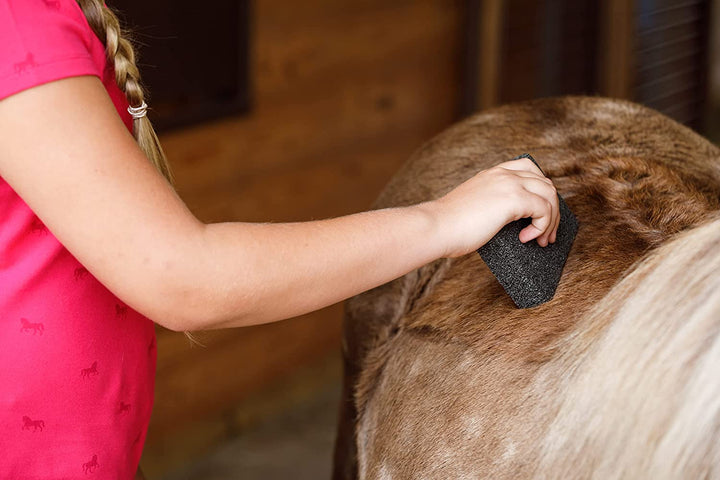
[{"left": 141, "top": 0, "right": 465, "bottom": 474}]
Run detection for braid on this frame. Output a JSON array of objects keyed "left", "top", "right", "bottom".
[
  {"left": 76, "top": 1, "right": 201, "bottom": 341},
  {"left": 75, "top": 0, "right": 173, "bottom": 184}
]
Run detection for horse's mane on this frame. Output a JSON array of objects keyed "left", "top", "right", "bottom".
[{"left": 534, "top": 213, "right": 720, "bottom": 478}]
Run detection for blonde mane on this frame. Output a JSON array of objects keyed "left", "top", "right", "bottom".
[{"left": 534, "top": 214, "right": 720, "bottom": 479}]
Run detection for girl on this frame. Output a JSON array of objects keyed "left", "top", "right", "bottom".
[{"left": 0, "top": 0, "right": 559, "bottom": 477}]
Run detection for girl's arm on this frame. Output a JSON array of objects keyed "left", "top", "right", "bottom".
[{"left": 0, "top": 76, "right": 559, "bottom": 331}]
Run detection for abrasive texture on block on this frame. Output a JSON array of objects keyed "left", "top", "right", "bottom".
[{"left": 477, "top": 154, "right": 579, "bottom": 309}]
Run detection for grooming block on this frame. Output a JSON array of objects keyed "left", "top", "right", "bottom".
[{"left": 477, "top": 154, "right": 578, "bottom": 308}]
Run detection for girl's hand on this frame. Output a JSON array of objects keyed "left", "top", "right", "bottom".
[{"left": 424, "top": 157, "right": 560, "bottom": 258}]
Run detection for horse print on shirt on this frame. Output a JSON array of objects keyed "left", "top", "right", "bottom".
[
  {"left": 115, "top": 304, "right": 128, "bottom": 318},
  {"left": 81, "top": 361, "right": 98, "bottom": 378},
  {"left": 30, "top": 217, "right": 49, "bottom": 235},
  {"left": 117, "top": 401, "right": 131, "bottom": 415},
  {"left": 74, "top": 267, "right": 90, "bottom": 281},
  {"left": 20, "top": 318, "right": 44, "bottom": 335},
  {"left": 42, "top": 0, "right": 61, "bottom": 9},
  {"left": 82, "top": 454, "right": 99, "bottom": 474},
  {"left": 13, "top": 53, "right": 37, "bottom": 74},
  {"left": 22, "top": 416, "right": 45, "bottom": 432}
]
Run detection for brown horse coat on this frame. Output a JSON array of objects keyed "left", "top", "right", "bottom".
[{"left": 333, "top": 97, "right": 720, "bottom": 479}]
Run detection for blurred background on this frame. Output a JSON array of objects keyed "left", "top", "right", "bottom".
[{"left": 110, "top": 0, "right": 719, "bottom": 477}]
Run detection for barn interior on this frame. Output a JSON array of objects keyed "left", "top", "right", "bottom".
[{"left": 111, "top": 0, "right": 720, "bottom": 477}]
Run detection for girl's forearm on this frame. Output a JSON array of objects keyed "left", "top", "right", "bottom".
[{"left": 178, "top": 203, "right": 443, "bottom": 330}]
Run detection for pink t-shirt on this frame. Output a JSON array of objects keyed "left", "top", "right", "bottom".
[{"left": 0, "top": 1, "right": 156, "bottom": 478}]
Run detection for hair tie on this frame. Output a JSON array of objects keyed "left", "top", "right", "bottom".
[{"left": 127, "top": 101, "right": 148, "bottom": 120}]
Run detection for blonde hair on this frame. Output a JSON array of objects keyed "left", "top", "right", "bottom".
[
  {"left": 75, "top": 0, "right": 173, "bottom": 184},
  {"left": 535, "top": 214, "right": 720, "bottom": 478}
]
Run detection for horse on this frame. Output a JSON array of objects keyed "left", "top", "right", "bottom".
[
  {"left": 81, "top": 361, "right": 98, "bottom": 378},
  {"left": 333, "top": 96, "right": 720, "bottom": 479},
  {"left": 22, "top": 416, "right": 45, "bottom": 432},
  {"left": 82, "top": 454, "right": 99, "bottom": 474},
  {"left": 117, "top": 402, "right": 131, "bottom": 415},
  {"left": 20, "top": 318, "right": 44, "bottom": 336},
  {"left": 13, "top": 53, "right": 37, "bottom": 75}
]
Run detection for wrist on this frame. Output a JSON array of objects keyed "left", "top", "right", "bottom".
[{"left": 409, "top": 200, "right": 449, "bottom": 260}]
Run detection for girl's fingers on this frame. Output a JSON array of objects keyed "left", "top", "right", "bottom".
[
  {"left": 518, "top": 178, "right": 559, "bottom": 245},
  {"left": 518, "top": 194, "right": 554, "bottom": 245},
  {"left": 547, "top": 194, "right": 560, "bottom": 245},
  {"left": 500, "top": 157, "right": 545, "bottom": 176},
  {"left": 504, "top": 169, "right": 555, "bottom": 187},
  {"left": 550, "top": 204, "right": 561, "bottom": 243},
  {"left": 542, "top": 200, "right": 560, "bottom": 245},
  {"left": 545, "top": 193, "right": 560, "bottom": 245},
  {"left": 495, "top": 158, "right": 561, "bottom": 246}
]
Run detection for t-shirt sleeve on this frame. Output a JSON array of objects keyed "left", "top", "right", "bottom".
[{"left": 0, "top": 0, "right": 102, "bottom": 101}]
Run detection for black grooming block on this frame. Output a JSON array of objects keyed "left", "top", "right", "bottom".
[{"left": 477, "top": 154, "right": 578, "bottom": 309}]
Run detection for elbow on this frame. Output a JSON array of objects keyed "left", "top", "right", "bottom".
[
  {"left": 153, "top": 311, "right": 198, "bottom": 333},
  {"left": 136, "top": 301, "right": 196, "bottom": 333},
  {"left": 121, "top": 225, "right": 255, "bottom": 331},
  {"left": 143, "top": 294, "right": 213, "bottom": 333},
  {"left": 125, "top": 279, "right": 211, "bottom": 332},
  {"left": 140, "top": 282, "right": 250, "bottom": 332}
]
